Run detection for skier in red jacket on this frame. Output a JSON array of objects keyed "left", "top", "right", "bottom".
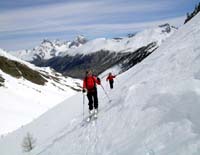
[
  {"left": 83, "top": 70, "right": 101, "bottom": 116},
  {"left": 106, "top": 72, "right": 116, "bottom": 89}
]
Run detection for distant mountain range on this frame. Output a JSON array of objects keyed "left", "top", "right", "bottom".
[
  {"left": 9, "top": 24, "right": 177, "bottom": 78},
  {"left": 10, "top": 35, "right": 87, "bottom": 61}
]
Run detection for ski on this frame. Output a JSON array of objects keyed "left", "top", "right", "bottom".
[
  {"left": 86, "top": 113, "right": 95, "bottom": 122},
  {"left": 81, "top": 111, "right": 98, "bottom": 126},
  {"left": 87, "top": 112, "right": 98, "bottom": 122}
]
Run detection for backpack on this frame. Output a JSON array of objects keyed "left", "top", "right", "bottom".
[{"left": 84, "top": 76, "right": 96, "bottom": 92}]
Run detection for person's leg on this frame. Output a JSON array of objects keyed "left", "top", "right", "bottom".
[
  {"left": 109, "top": 80, "right": 112, "bottom": 89},
  {"left": 87, "top": 93, "right": 93, "bottom": 111},
  {"left": 110, "top": 80, "right": 114, "bottom": 89},
  {"left": 93, "top": 91, "right": 98, "bottom": 110}
]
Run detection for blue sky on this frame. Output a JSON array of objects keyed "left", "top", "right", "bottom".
[{"left": 0, "top": 0, "right": 199, "bottom": 50}]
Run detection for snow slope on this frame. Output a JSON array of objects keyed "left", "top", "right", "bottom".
[
  {"left": 1, "top": 15, "right": 200, "bottom": 155},
  {"left": 0, "top": 49, "right": 81, "bottom": 135}
]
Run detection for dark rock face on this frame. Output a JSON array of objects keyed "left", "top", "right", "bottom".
[
  {"left": 120, "top": 42, "right": 157, "bottom": 72},
  {"left": 32, "top": 42, "right": 158, "bottom": 79},
  {"left": 0, "top": 75, "right": 4, "bottom": 87},
  {"left": 0, "top": 56, "right": 47, "bottom": 85}
]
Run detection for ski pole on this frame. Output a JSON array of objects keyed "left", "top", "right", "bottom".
[
  {"left": 115, "top": 76, "right": 120, "bottom": 84},
  {"left": 100, "top": 84, "right": 111, "bottom": 102},
  {"left": 83, "top": 93, "right": 85, "bottom": 120}
]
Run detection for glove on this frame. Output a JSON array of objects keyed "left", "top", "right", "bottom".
[
  {"left": 97, "top": 77, "right": 101, "bottom": 84},
  {"left": 82, "top": 89, "right": 86, "bottom": 93}
]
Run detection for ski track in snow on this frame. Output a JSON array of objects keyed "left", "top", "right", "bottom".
[
  {"left": 32, "top": 82, "right": 151, "bottom": 155},
  {"left": 34, "top": 96, "right": 115, "bottom": 155}
]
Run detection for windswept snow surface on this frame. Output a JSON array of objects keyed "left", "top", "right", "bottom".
[
  {"left": 1, "top": 15, "right": 200, "bottom": 155},
  {"left": 0, "top": 49, "right": 81, "bottom": 135}
]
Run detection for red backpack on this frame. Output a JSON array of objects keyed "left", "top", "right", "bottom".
[{"left": 84, "top": 76, "right": 96, "bottom": 91}]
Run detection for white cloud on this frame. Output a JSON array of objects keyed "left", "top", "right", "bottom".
[
  {"left": 0, "top": 0, "right": 186, "bottom": 50},
  {"left": 0, "top": 15, "right": 185, "bottom": 37},
  {"left": 0, "top": 0, "right": 180, "bottom": 33}
]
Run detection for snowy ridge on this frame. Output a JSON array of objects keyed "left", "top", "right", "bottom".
[
  {"left": 0, "top": 49, "right": 81, "bottom": 135},
  {"left": 0, "top": 48, "right": 34, "bottom": 67},
  {"left": 0, "top": 14, "right": 200, "bottom": 155},
  {"left": 69, "top": 23, "right": 176, "bottom": 56}
]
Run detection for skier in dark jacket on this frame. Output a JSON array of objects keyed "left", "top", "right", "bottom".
[
  {"left": 106, "top": 72, "right": 116, "bottom": 89},
  {"left": 83, "top": 70, "right": 101, "bottom": 116}
]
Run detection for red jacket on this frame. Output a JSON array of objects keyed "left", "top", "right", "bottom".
[
  {"left": 83, "top": 76, "right": 100, "bottom": 90},
  {"left": 106, "top": 75, "right": 116, "bottom": 81}
]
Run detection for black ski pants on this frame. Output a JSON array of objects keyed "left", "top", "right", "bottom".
[
  {"left": 109, "top": 80, "right": 114, "bottom": 89},
  {"left": 87, "top": 89, "right": 98, "bottom": 110}
]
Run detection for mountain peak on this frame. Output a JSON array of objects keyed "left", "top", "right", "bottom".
[
  {"left": 158, "top": 23, "right": 170, "bottom": 27},
  {"left": 42, "top": 39, "right": 52, "bottom": 43},
  {"left": 75, "top": 35, "right": 88, "bottom": 44},
  {"left": 158, "top": 23, "right": 178, "bottom": 33}
]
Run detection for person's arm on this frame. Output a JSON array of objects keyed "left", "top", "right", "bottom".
[{"left": 94, "top": 76, "right": 101, "bottom": 85}]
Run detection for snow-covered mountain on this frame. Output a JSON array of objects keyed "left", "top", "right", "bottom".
[
  {"left": 30, "top": 24, "right": 177, "bottom": 78},
  {"left": 0, "top": 48, "right": 82, "bottom": 135},
  {"left": 67, "top": 23, "right": 176, "bottom": 56},
  {"left": 11, "top": 24, "right": 175, "bottom": 61},
  {"left": 1, "top": 13, "right": 200, "bottom": 155},
  {"left": 10, "top": 35, "right": 87, "bottom": 61}
]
